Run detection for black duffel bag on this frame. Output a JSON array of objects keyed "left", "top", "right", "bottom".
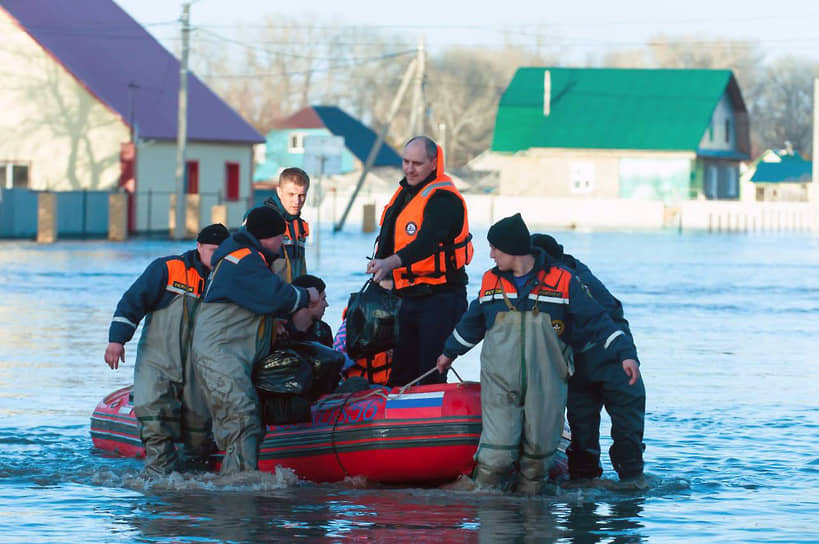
[{"left": 345, "top": 279, "right": 401, "bottom": 359}]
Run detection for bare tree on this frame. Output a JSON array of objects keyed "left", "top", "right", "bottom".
[
  {"left": 426, "top": 46, "right": 551, "bottom": 167},
  {"left": 748, "top": 55, "right": 819, "bottom": 156}
]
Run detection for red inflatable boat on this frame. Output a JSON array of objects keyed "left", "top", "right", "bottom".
[{"left": 90, "top": 381, "right": 568, "bottom": 484}]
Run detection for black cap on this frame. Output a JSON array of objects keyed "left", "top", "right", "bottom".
[
  {"left": 530, "top": 233, "right": 564, "bottom": 259},
  {"left": 487, "top": 213, "right": 531, "bottom": 256},
  {"left": 245, "top": 206, "right": 286, "bottom": 240},
  {"left": 197, "top": 223, "right": 230, "bottom": 245}
]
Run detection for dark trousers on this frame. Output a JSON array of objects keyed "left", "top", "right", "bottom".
[
  {"left": 388, "top": 288, "right": 467, "bottom": 387},
  {"left": 566, "top": 344, "right": 646, "bottom": 480}
]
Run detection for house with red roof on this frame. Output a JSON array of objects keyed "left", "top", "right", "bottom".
[{"left": 0, "top": 0, "right": 264, "bottom": 232}]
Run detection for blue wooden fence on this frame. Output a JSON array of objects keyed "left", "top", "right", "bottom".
[{"left": 0, "top": 188, "right": 111, "bottom": 239}]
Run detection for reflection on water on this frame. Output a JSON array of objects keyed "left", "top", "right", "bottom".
[{"left": 1, "top": 232, "right": 819, "bottom": 542}]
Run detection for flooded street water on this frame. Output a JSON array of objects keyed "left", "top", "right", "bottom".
[{"left": 1, "top": 228, "right": 817, "bottom": 543}]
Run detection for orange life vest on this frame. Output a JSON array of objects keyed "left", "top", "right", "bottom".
[
  {"left": 380, "top": 145, "right": 473, "bottom": 290},
  {"left": 344, "top": 351, "right": 392, "bottom": 385},
  {"left": 480, "top": 266, "right": 571, "bottom": 312},
  {"left": 164, "top": 259, "right": 205, "bottom": 298}
]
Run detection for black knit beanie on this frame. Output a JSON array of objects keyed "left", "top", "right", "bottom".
[
  {"left": 196, "top": 223, "right": 230, "bottom": 245},
  {"left": 245, "top": 206, "right": 286, "bottom": 240},
  {"left": 487, "top": 213, "right": 531, "bottom": 256},
  {"left": 530, "top": 233, "right": 564, "bottom": 259}
]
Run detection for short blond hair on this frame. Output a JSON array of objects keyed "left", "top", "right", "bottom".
[{"left": 279, "top": 167, "right": 310, "bottom": 189}]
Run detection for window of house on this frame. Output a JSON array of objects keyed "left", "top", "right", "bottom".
[
  {"left": 186, "top": 160, "right": 199, "bottom": 194},
  {"left": 1, "top": 163, "right": 29, "bottom": 189},
  {"left": 569, "top": 162, "right": 595, "bottom": 194},
  {"left": 288, "top": 133, "right": 305, "bottom": 153},
  {"left": 225, "top": 162, "right": 240, "bottom": 201},
  {"left": 708, "top": 122, "right": 714, "bottom": 142},
  {"left": 724, "top": 119, "right": 731, "bottom": 143}
]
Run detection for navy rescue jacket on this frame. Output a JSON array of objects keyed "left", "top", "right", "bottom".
[
  {"left": 562, "top": 254, "right": 634, "bottom": 343},
  {"left": 108, "top": 249, "right": 207, "bottom": 345},
  {"left": 442, "top": 249, "right": 638, "bottom": 364},
  {"left": 203, "top": 228, "right": 309, "bottom": 316}
]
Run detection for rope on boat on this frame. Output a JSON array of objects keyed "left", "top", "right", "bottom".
[{"left": 398, "top": 367, "right": 438, "bottom": 394}]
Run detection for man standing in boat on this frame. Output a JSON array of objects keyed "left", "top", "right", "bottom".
[
  {"left": 104, "top": 223, "right": 230, "bottom": 476},
  {"left": 531, "top": 233, "right": 646, "bottom": 488},
  {"left": 191, "top": 206, "right": 318, "bottom": 474},
  {"left": 436, "top": 214, "right": 639, "bottom": 495},
  {"left": 263, "top": 167, "right": 310, "bottom": 283},
  {"left": 366, "top": 136, "right": 473, "bottom": 387}
]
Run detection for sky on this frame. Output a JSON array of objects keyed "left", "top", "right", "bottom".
[{"left": 116, "top": 0, "right": 819, "bottom": 63}]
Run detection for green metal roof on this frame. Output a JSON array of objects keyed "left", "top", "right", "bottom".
[
  {"left": 492, "top": 67, "right": 741, "bottom": 153},
  {"left": 751, "top": 157, "right": 813, "bottom": 183}
]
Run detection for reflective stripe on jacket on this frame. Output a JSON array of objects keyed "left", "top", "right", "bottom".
[
  {"left": 108, "top": 249, "right": 206, "bottom": 345},
  {"left": 443, "top": 249, "right": 638, "bottom": 364}
]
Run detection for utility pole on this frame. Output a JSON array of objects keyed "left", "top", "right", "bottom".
[
  {"left": 812, "top": 78, "right": 819, "bottom": 230},
  {"left": 408, "top": 36, "right": 426, "bottom": 138},
  {"left": 334, "top": 58, "right": 417, "bottom": 232},
  {"left": 173, "top": 2, "right": 191, "bottom": 240}
]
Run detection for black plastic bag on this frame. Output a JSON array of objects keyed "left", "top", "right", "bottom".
[
  {"left": 253, "top": 348, "right": 313, "bottom": 395},
  {"left": 345, "top": 279, "right": 401, "bottom": 359},
  {"left": 259, "top": 393, "right": 312, "bottom": 425},
  {"left": 287, "top": 340, "right": 344, "bottom": 400}
]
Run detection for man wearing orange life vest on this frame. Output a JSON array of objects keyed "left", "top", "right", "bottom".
[
  {"left": 366, "top": 136, "right": 473, "bottom": 387},
  {"left": 263, "top": 167, "right": 310, "bottom": 283},
  {"left": 104, "top": 223, "right": 230, "bottom": 476},
  {"left": 436, "top": 214, "right": 639, "bottom": 495}
]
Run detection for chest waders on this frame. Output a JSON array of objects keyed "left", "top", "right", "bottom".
[
  {"left": 191, "top": 299, "right": 272, "bottom": 474},
  {"left": 134, "top": 288, "right": 211, "bottom": 475},
  {"left": 474, "top": 289, "right": 571, "bottom": 494}
]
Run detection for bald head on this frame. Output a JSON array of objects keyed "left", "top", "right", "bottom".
[{"left": 402, "top": 137, "right": 438, "bottom": 186}]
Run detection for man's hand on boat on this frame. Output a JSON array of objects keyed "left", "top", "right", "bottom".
[
  {"left": 622, "top": 358, "right": 640, "bottom": 385},
  {"left": 104, "top": 342, "right": 125, "bottom": 370},
  {"left": 436, "top": 354, "right": 453, "bottom": 374}
]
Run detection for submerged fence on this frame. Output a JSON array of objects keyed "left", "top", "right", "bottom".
[{"left": 2, "top": 187, "right": 817, "bottom": 241}]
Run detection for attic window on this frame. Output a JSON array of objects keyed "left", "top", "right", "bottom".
[
  {"left": 724, "top": 120, "right": 731, "bottom": 143},
  {"left": 288, "top": 133, "right": 305, "bottom": 153}
]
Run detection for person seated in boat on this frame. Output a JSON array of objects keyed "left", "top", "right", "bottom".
[
  {"left": 436, "top": 214, "right": 639, "bottom": 495},
  {"left": 103, "top": 223, "right": 230, "bottom": 476},
  {"left": 531, "top": 233, "right": 646, "bottom": 488},
  {"left": 279, "top": 274, "right": 332, "bottom": 347},
  {"left": 190, "top": 207, "right": 320, "bottom": 474},
  {"left": 332, "top": 309, "right": 393, "bottom": 387}
]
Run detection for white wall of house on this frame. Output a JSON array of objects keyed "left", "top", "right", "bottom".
[
  {"left": 0, "top": 8, "right": 129, "bottom": 191},
  {"left": 494, "top": 148, "right": 695, "bottom": 199},
  {"left": 134, "top": 140, "right": 254, "bottom": 231},
  {"left": 698, "top": 93, "right": 736, "bottom": 152}
]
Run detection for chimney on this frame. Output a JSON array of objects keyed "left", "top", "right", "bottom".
[{"left": 543, "top": 70, "right": 551, "bottom": 117}]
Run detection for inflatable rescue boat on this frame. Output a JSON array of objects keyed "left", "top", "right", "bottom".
[{"left": 91, "top": 382, "right": 568, "bottom": 484}]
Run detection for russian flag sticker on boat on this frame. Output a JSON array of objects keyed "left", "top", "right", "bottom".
[{"left": 385, "top": 391, "right": 444, "bottom": 419}]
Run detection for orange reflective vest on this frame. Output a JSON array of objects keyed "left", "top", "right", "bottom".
[
  {"left": 380, "top": 146, "right": 473, "bottom": 290},
  {"left": 279, "top": 218, "right": 309, "bottom": 283},
  {"left": 480, "top": 266, "right": 571, "bottom": 314},
  {"left": 344, "top": 351, "right": 392, "bottom": 385},
  {"left": 164, "top": 259, "right": 205, "bottom": 298}
]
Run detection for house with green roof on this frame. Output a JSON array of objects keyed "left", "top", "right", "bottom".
[
  {"left": 740, "top": 145, "right": 812, "bottom": 202},
  {"left": 485, "top": 67, "right": 750, "bottom": 202}
]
